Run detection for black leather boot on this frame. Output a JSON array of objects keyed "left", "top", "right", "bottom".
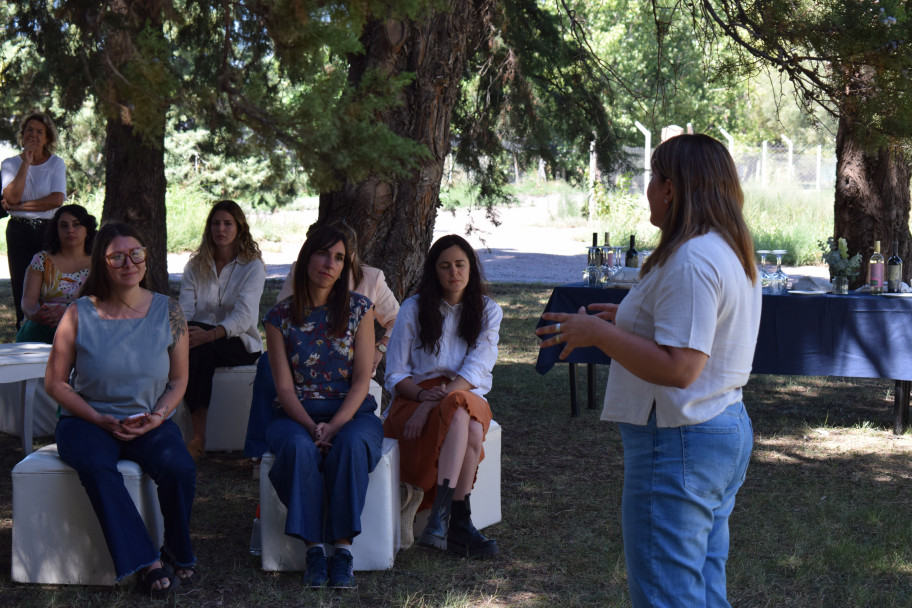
[
  {"left": 447, "top": 493, "right": 499, "bottom": 558},
  {"left": 417, "top": 479, "right": 455, "bottom": 550}
]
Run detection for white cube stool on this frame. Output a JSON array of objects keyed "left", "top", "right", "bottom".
[
  {"left": 11, "top": 444, "right": 164, "bottom": 586},
  {"left": 415, "top": 419, "right": 502, "bottom": 534},
  {"left": 204, "top": 364, "right": 258, "bottom": 452},
  {"left": 260, "top": 437, "right": 400, "bottom": 571}
]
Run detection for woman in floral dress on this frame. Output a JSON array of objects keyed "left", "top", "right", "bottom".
[
  {"left": 16, "top": 204, "right": 96, "bottom": 343},
  {"left": 263, "top": 225, "right": 383, "bottom": 590}
]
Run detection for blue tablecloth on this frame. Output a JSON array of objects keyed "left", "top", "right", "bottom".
[{"left": 535, "top": 285, "right": 912, "bottom": 381}]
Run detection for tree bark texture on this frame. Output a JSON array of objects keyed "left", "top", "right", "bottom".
[
  {"left": 102, "top": 119, "right": 169, "bottom": 293},
  {"left": 834, "top": 113, "right": 912, "bottom": 289},
  {"left": 316, "top": 1, "right": 481, "bottom": 300}
]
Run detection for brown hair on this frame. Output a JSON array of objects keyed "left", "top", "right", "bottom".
[
  {"left": 416, "top": 234, "right": 488, "bottom": 354},
  {"left": 292, "top": 225, "right": 351, "bottom": 337},
  {"left": 641, "top": 134, "right": 757, "bottom": 283},
  {"left": 79, "top": 222, "right": 148, "bottom": 300},
  {"left": 187, "top": 200, "right": 262, "bottom": 284}
]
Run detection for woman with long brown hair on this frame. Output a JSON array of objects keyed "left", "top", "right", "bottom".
[
  {"left": 537, "top": 134, "right": 761, "bottom": 607},
  {"left": 384, "top": 234, "right": 502, "bottom": 558},
  {"left": 179, "top": 200, "right": 265, "bottom": 457}
]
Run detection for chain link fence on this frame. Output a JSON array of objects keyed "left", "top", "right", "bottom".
[{"left": 619, "top": 142, "right": 837, "bottom": 196}]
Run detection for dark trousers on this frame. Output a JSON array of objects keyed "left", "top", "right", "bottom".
[
  {"left": 56, "top": 417, "right": 197, "bottom": 580},
  {"left": 185, "top": 321, "right": 261, "bottom": 412},
  {"left": 6, "top": 218, "right": 48, "bottom": 329}
]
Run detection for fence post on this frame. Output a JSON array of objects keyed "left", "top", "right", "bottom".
[
  {"left": 816, "top": 145, "right": 822, "bottom": 191},
  {"left": 781, "top": 134, "right": 794, "bottom": 180},
  {"left": 634, "top": 121, "right": 651, "bottom": 201},
  {"left": 762, "top": 141, "right": 768, "bottom": 187}
]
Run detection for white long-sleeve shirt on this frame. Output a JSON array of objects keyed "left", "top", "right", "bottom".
[
  {"left": 385, "top": 295, "right": 502, "bottom": 398},
  {"left": 179, "top": 257, "right": 266, "bottom": 353}
]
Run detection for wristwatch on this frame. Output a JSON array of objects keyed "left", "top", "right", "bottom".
[{"left": 376, "top": 341, "right": 387, "bottom": 353}]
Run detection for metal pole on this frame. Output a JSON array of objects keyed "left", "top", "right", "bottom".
[
  {"left": 634, "top": 121, "right": 651, "bottom": 200},
  {"left": 718, "top": 127, "right": 734, "bottom": 155},
  {"left": 816, "top": 145, "right": 822, "bottom": 191},
  {"left": 781, "top": 134, "right": 794, "bottom": 181}
]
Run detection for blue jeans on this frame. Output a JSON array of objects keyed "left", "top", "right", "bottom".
[
  {"left": 56, "top": 416, "right": 197, "bottom": 580},
  {"left": 618, "top": 402, "right": 752, "bottom": 608},
  {"left": 243, "top": 354, "right": 279, "bottom": 458},
  {"left": 266, "top": 399, "right": 383, "bottom": 544}
]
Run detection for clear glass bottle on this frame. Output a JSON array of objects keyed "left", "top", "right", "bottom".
[
  {"left": 587, "top": 233, "right": 600, "bottom": 287},
  {"left": 887, "top": 240, "right": 903, "bottom": 293},
  {"left": 869, "top": 240, "right": 885, "bottom": 295},
  {"left": 625, "top": 235, "right": 639, "bottom": 268}
]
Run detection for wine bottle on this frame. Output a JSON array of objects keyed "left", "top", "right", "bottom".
[
  {"left": 869, "top": 240, "right": 885, "bottom": 295},
  {"left": 603, "top": 232, "right": 614, "bottom": 267},
  {"left": 888, "top": 240, "right": 903, "bottom": 293},
  {"left": 625, "top": 235, "right": 639, "bottom": 268}
]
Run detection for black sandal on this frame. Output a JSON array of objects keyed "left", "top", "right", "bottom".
[
  {"left": 138, "top": 567, "right": 180, "bottom": 597},
  {"left": 160, "top": 546, "right": 199, "bottom": 587}
]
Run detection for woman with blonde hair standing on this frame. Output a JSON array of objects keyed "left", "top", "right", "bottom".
[
  {"left": 2, "top": 112, "right": 66, "bottom": 328},
  {"left": 538, "top": 134, "right": 761, "bottom": 607},
  {"left": 179, "top": 200, "right": 265, "bottom": 457}
]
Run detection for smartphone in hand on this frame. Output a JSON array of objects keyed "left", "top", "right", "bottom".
[{"left": 121, "top": 413, "right": 149, "bottom": 427}]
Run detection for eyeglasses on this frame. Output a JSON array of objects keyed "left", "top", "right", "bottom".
[{"left": 105, "top": 247, "right": 147, "bottom": 268}]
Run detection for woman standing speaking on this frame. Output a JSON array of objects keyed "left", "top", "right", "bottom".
[{"left": 538, "top": 134, "right": 761, "bottom": 607}]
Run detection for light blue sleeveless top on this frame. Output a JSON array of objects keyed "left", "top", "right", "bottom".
[{"left": 65, "top": 293, "right": 173, "bottom": 418}]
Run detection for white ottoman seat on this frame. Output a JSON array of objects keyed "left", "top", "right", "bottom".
[
  {"left": 11, "top": 444, "right": 164, "bottom": 586},
  {"left": 204, "top": 364, "right": 258, "bottom": 452},
  {"left": 260, "top": 437, "right": 400, "bottom": 571}
]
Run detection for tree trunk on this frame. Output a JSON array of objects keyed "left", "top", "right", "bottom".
[
  {"left": 316, "top": 2, "right": 480, "bottom": 300},
  {"left": 834, "top": 113, "right": 912, "bottom": 289},
  {"left": 102, "top": 119, "right": 169, "bottom": 293}
]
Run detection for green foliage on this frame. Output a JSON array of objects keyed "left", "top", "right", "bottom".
[
  {"left": 588, "top": 178, "right": 659, "bottom": 247},
  {"left": 820, "top": 236, "right": 863, "bottom": 279},
  {"left": 744, "top": 186, "right": 833, "bottom": 265}
]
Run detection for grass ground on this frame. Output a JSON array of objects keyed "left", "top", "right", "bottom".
[{"left": 1, "top": 281, "right": 911, "bottom": 607}]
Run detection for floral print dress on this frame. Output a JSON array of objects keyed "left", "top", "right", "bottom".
[
  {"left": 29, "top": 250, "right": 89, "bottom": 310},
  {"left": 265, "top": 292, "right": 373, "bottom": 407}
]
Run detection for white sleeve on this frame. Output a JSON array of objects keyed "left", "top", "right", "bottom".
[
  {"left": 49, "top": 156, "right": 67, "bottom": 197},
  {"left": 455, "top": 298, "right": 501, "bottom": 392},
  {"left": 220, "top": 260, "right": 267, "bottom": 339},
  {"left": 178, "top": 262, "right": 198, "bottom": 322},
  {"left": 384, "top": 297, "right": 418, "bottom": 394}
]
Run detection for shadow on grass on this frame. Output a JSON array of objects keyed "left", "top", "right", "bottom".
[{"left": 0, "top": 282, "right": 910, "bottom": 606}]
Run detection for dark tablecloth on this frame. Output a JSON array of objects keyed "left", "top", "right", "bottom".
[{"left": 535, "top": 285, "right": 912, "bottom": 381}]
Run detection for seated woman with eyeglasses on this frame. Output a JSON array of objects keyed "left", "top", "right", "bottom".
[{"left": 45, "top": 222, "right": 197, "bottom": 597}]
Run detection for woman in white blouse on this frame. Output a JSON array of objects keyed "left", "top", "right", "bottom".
[
  {"left": 179, "top": 200, "right": 266, "bottom": 458},
  {"left": 1, "top": 112, "right": 66, "bottom": 329},
  {"left": 383, "top": 234, "right": 502, "bottom": 558},
  {"left": 537, "top": 134, "right": 761, "bottom": 607}
]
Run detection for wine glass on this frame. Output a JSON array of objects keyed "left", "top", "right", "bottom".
[
  {"left": 757, "top": 250, "right": 772, "bottom": 293},
  {"left": 599, "top": 245, "right": 614, "bottom": 285},
  {"left": 771, "top": 250, "right": 789, "bottom": 294},
  {"left": 613, "top": 245, "right": 625, "bottom": 272}
]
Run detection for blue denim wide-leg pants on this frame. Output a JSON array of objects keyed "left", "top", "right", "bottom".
[
  {"left": 618, "top": 402, "right": 752, "bottom": 608},
  {"left": 56, "top": 416, "right": 197, "bottom": 581},
  {"left": 266, "top": 398, "right": 383, "bottom": 544}
]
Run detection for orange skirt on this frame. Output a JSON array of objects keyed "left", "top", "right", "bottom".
[{"left": 383, "top": 377, "right": 492, "bottom": 510}]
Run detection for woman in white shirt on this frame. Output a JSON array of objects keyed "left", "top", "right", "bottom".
[
  {"left": 537, "top": 134, "right": 761, "bottom": 608},
  {"left": 179, "top": 200, "right": 266, "bottom": 458},
  {"left": 1, "top": 112, "right": 66, "bottom": 329},
  {"left": 384, "top": 234, "right": 502, "bottom": 558}
]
